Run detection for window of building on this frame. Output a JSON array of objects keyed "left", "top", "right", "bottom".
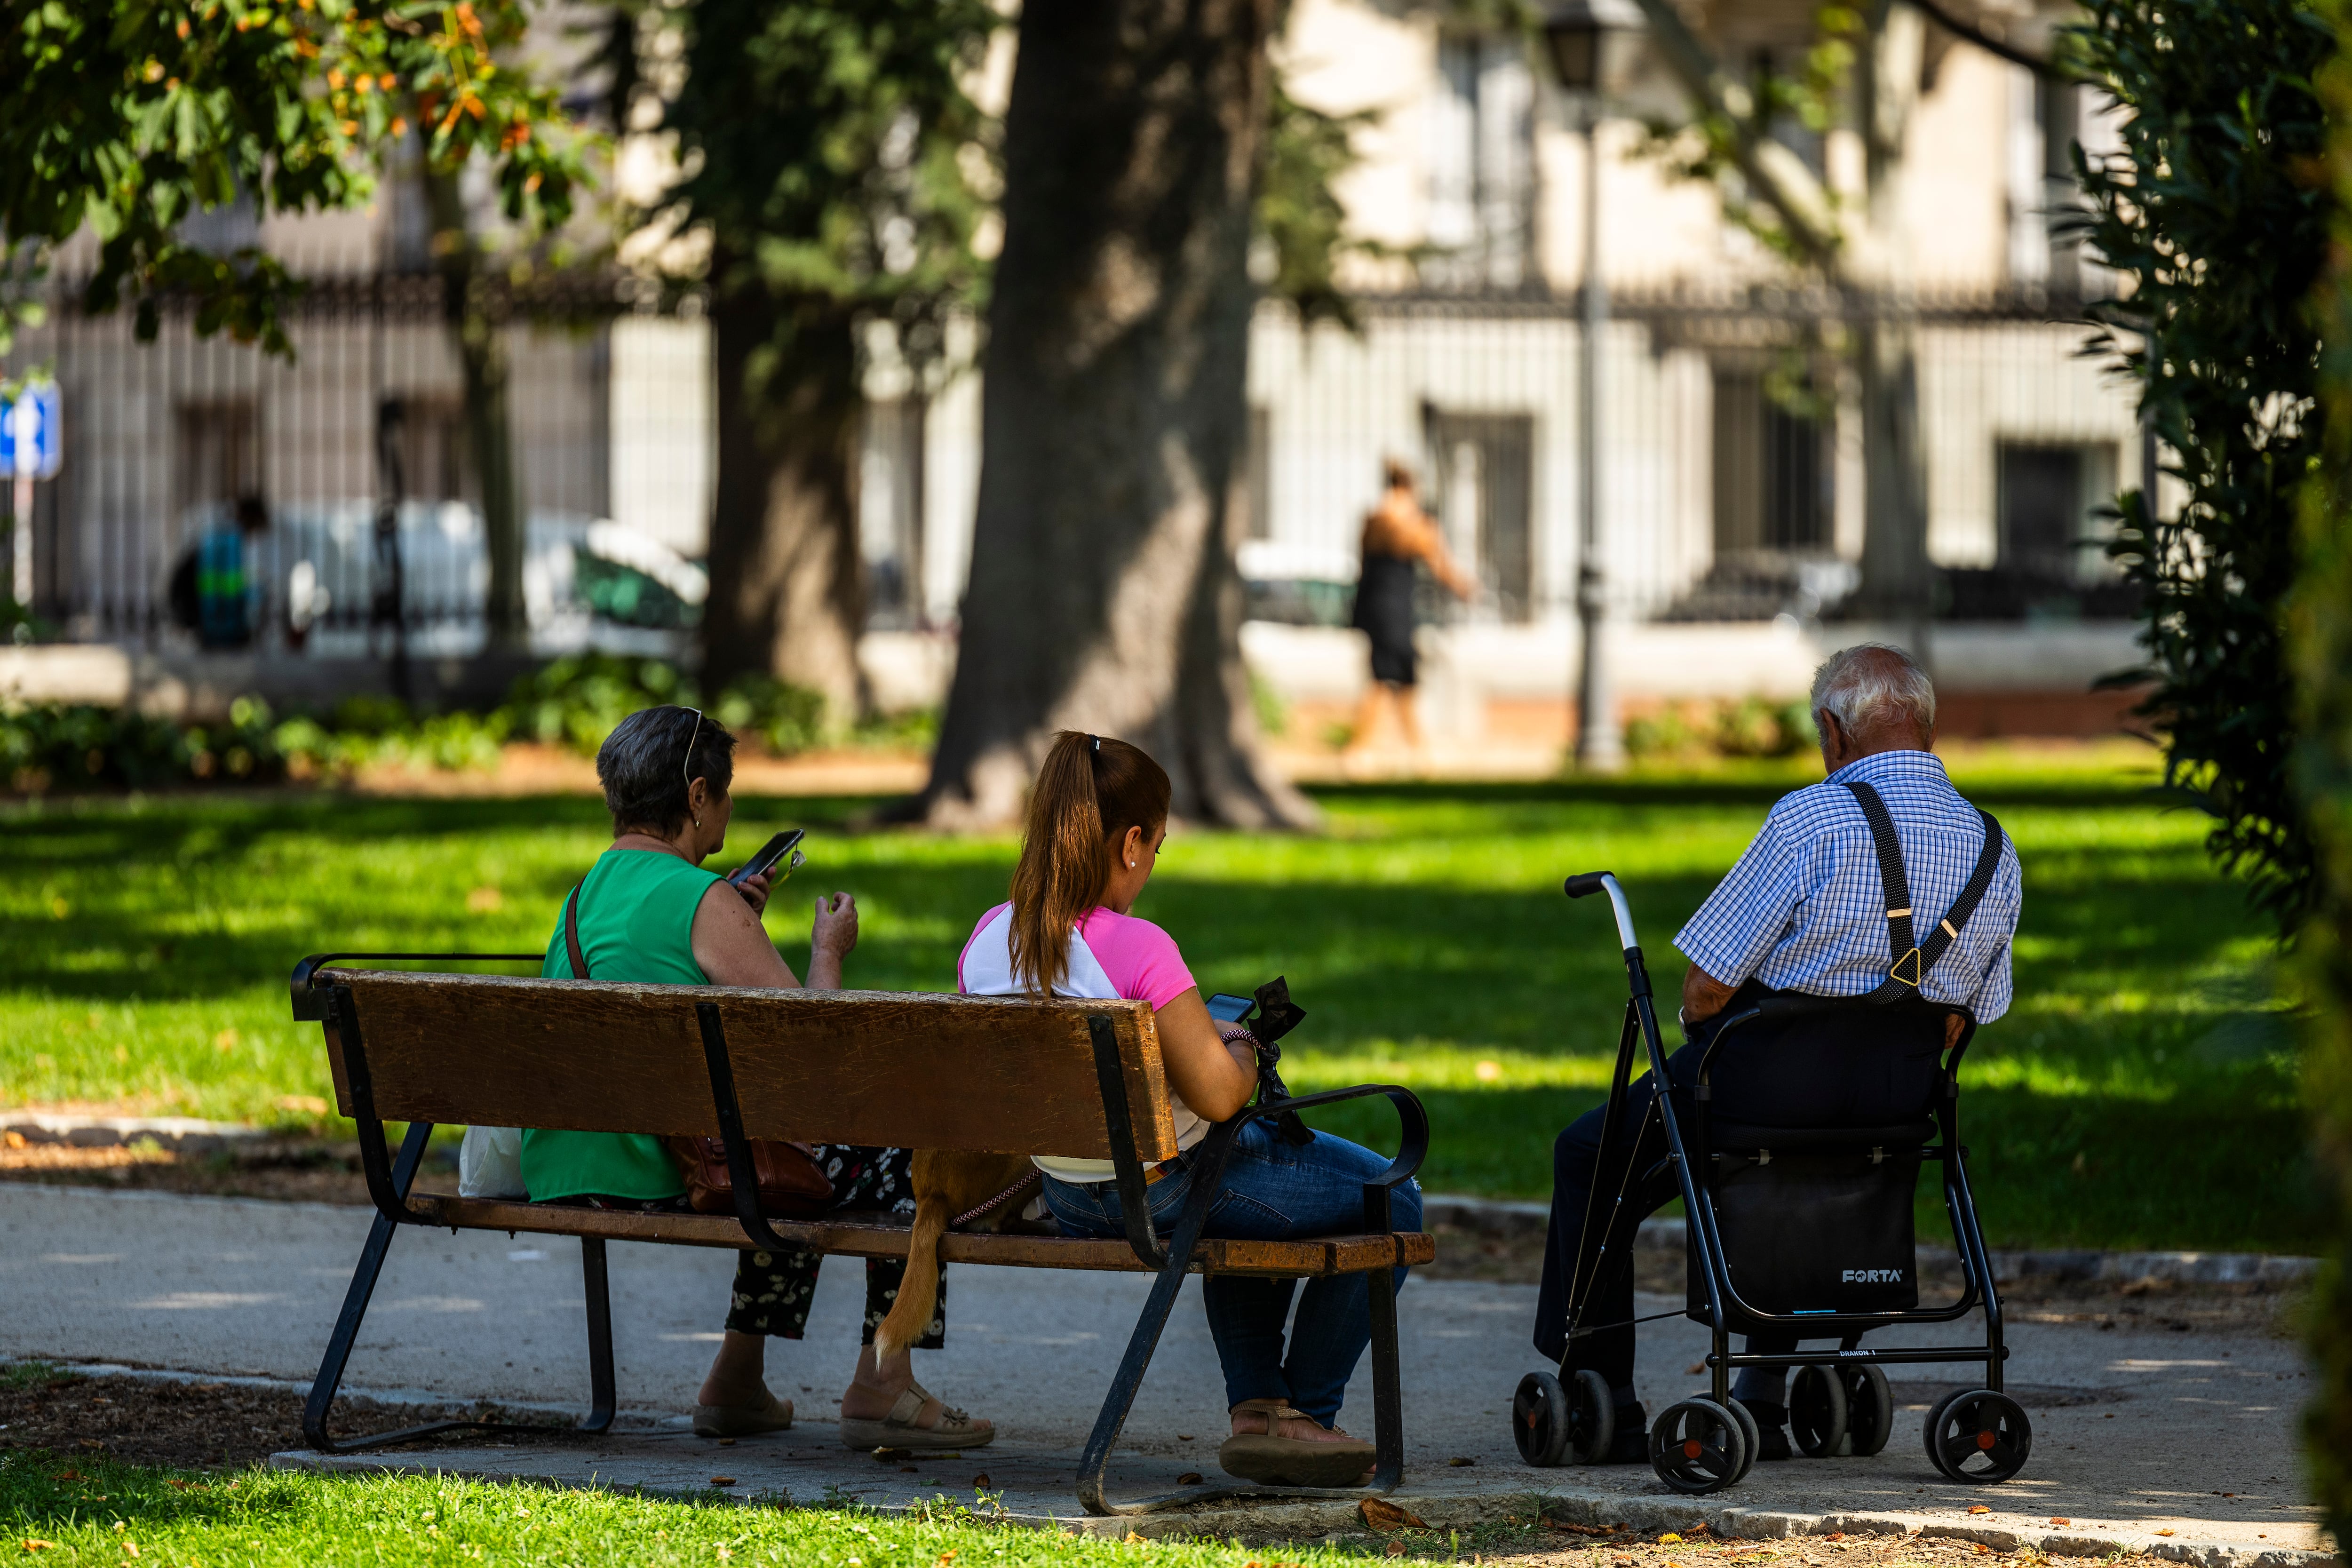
[
  {"left": 175, "top": 399, "right": 260, "bottom": 525},
  {"left": 1425, "top": 34, "right": 1535, "bottom": 292},
  {"left": 1426, "top": 410, "right": 1535, "bottom": 621},
  {"left": 1243, "top": 405, "right": 1272, "bottom": 541},
  {"left": 1711, "top": 366, "right": 1832, "bottom": 557},
  {"left": 859, "top": 396, "right": 926, "bottom": 629},
  {"left": 1997, "top": 440, "right": 2116, "bottom": 583}
]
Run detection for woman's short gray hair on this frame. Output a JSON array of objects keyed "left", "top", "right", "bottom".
[
  {"left": 1810, "top": 644, "right": 1936, "bottom": 736},
  {"left": 597, "top": 705, "right": 737, "bottom": 833}
]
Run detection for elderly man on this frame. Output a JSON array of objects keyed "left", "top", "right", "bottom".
[{"left": 1534, "top": 644, "right": 2022, "bottom": 1462}]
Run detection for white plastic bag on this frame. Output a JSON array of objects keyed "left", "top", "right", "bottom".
[{"left": 458, "top": 1125, "right": 528, "bottom": 1199}]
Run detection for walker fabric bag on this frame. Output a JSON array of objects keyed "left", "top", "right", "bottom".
[
  {"left": 458, "top": 1125, "right": 527, "bottom": 1200},
  {"left": 1688, "top": 1150, "right": 1922, "bottom": 1321}
]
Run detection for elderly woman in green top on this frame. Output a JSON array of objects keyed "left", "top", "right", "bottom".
[{"left": 529, "top": 704, "right": 992, "bottom": 1450}]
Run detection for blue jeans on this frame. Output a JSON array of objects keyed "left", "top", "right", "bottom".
[{"left": 1041, "top": 1121, "right": 1422, "bottom": 1427}]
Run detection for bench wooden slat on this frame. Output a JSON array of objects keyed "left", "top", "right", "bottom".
[
  {"left": 409, "top": 1192, "right": 1434, "bottom": 1276},
  {"left": 322, "top": 971, "right": 1178, "bottom": 1162}
]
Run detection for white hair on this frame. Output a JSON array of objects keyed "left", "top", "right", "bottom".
[{"left": 1810, "top": 644, "right": 1936, "bottom": 736}]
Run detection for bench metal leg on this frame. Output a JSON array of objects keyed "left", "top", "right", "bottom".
[
  {"left": 302, "top": 1122, "right": 618, "bottom": 1453},
  {"left": 1076, "top": 1128, "right": 1410, "bottom": 1515}
]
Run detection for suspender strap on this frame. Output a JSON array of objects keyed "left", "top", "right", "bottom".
[
  {"left": 563, "top": 884, "right": 591, "bottom": 981},
  {"left": 1840, "top": 779, "right": 2008, "bottom": 1003}
]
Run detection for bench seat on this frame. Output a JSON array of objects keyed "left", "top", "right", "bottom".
[{"left": 410, "top": 1192, "right": 1436, "bottom": 1275}]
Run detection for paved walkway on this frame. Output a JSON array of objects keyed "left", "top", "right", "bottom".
[{"left": 0, "top": 1184, "right": 2324, "bottom": 1564}]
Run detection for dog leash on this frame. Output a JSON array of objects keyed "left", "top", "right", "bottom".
[{"left": 951, "top": 1170, "right": 1042, "bottom": 1229}]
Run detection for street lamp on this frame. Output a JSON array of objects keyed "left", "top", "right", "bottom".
[{"left": 1543, "top": 0, "right": 1637, "bottom": 772}]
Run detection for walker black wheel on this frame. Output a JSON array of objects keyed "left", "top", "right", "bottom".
[
  {"left": 1789, "top": 1364, "right": 1850, "bottom": 1458},
  {"left": 1923, "top": 1388, "right": 2032, "bottom": 1483},
  {"left": 1723, "top": 1391, "right": 1762, "bottom": 1482},
  {"left": 1648, "top": 1397, "right": 1749, "bottom": 1495},
  {"left": 1565, "top": 1369, "right": 1617, "bottom": 1465},
  {"left": 1513, "top": 1371, "right": 1573, "bottom": 1466},
  {"left": 1839, "top": 1364, "right": 1894, "bottom": 1457},
  {"left": 1512, "top": 1368, "right": 1614, "bottom": 1466}
]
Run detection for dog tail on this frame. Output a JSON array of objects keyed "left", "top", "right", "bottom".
[{"left": 873, "top": 1186, "right": 950, "bottom": 1362}]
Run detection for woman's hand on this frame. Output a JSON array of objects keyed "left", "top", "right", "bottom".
[
  {"left": 730, "top": 869, "right": 772, "bottom": 918},
  {"left": 1153, "top": 988, "right": 1258, "bottom": 1123},
  {"left": 806, "top": 892, "right": 859, "bottom": 990}
]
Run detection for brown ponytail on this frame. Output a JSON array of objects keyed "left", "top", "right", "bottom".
[{"left": 1007, "top": 731, "right": 1173, "bottom": 996}]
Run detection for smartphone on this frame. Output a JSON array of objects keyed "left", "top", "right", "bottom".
[
  {"left": 726, "top": 828, "right": 806, "bottom": 889},
  {"left": 1206, "top": 993, "right": 1256, "bottom": 1025}
]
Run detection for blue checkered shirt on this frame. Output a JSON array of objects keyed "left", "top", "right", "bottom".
[{"left": 1673, "top": 749, "right": 2023, "bottom": 1022}]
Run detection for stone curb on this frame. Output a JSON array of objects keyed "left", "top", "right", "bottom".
[
  {"left": 267, "top": 1450, "right": 2336, "bottom": 1567},
  {"left": 22, "top": 1361, "right": 2314, "bottom": 1564},
  {"left": 0, "top": 1113, "right": 268, "bottom": 1156},
  {"left": 1421, "top": 1196, "right": 2323, "bottom": 1288}
]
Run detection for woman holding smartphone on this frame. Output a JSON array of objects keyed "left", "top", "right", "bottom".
[
  {"left": 955, "top": 731, "right": 1421, "bottom": 1488},
  {"left": 527, "top": 704, "right": 993, "bottom": 1451}
]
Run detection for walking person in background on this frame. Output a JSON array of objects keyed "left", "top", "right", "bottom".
[{"left": 1346, "top": 459, "right": 1474, "bottom": 765}]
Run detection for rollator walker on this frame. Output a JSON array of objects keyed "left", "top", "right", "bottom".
[{"left": 1512, "top": 785, "right": 2028, "bottom": 1495}]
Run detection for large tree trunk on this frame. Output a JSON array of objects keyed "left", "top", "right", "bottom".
[
  {"left": 425, "top": 172, "right": 526, "bottom": 653},
  {"left": 914, "top": 0, "right": 1311, "bottom": 828},
  {"left": 1850, "top": 4, "right": 1933, "bottom": 641},
  {"left": 702, "top": 275, "right": 866, "bottom": 717}
]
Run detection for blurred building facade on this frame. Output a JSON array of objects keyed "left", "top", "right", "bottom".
[{"left": 2, "top": 0, "right": 2142, "bottom": 738}]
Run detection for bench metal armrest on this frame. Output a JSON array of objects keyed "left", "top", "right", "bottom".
[{"left": 1242, "top": 1083, "right": 1429, "bottom": 1233}]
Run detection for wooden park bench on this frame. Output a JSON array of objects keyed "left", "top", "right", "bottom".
[{"left": 287, "top": 955, "right": 1434, "bottom": 1516}]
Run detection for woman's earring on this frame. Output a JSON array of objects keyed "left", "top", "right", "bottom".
[{"left": 694, "top": 817, "right": 703, "bottom": 828}]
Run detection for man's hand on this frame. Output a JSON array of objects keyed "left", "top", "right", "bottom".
[{"left": 1681, "top": 964, "right": 1739, "bottom": 1025}]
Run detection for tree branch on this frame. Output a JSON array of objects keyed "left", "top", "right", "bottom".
[
  {"left": 1903, "top": 0, "right": 2062, "bottom": 78},
  {"left": 1622, "top": 0, "right": 1843, "bottom": 269}
]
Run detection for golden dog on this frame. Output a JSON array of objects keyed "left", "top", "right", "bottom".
[{"left": 872, "top": 1150, "right": 1043, "bottom": 1360}]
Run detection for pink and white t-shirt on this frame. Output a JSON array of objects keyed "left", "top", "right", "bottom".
[{"left": 958, "top": 901, "right": 1200, "bottom": 1182}]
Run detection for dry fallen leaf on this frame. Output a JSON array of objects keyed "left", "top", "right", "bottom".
[
  {"left": 2155, "top": 1531, "right": 2177, "bottom": 1538},
  {"left": 1176, "top": 1472, "right": 1203, "bottom": 1486},
  {"left": 1447, "top": 1456, "right": 1476, "bottom": 1467},
  {"left": 2050, "top": 1519, "right": 2071, "bottom": 1527},
  {"left": 1968, "top": 1506, "right": 1991, "bottom": 1515},
  {"left": 1360, "top": 1498, "right": 1429, "bottom": 1532},
  {"left": 1385, "top": 1546, "right": 1407, "bottom": 1560},
  {"left": 1124, "top": 1534, "right": 1146, "bottom": 1545},
  {"left": 22, "top": 1544, "right": 57, "bottom": 1555},
  {"left": 708, "top": 1477, "right": 735, "bottom": 1487},
  {"left": 970, "top": 1474, "right": 991, "bottom": 1490},
  {"left": 716, "top": 1439, "right": 736, "bottom": 1448},
  {"left": 1660, "top": 1535, "right": 1684, "bottom": 1545},
  {"left": 1543, "top": 1521, "right": 1613, "bottom": 1537}
]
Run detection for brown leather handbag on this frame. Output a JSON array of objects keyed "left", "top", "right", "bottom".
[{"left": 562, "top": 883, "right": 837, "bottom": 1221}]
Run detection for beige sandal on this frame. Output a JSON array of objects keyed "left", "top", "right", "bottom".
[
  {"left": 837, "top": 1380, "right": 995, "bottom": 1451},
  {"left": 692, "top": 1388, "right": 794, "bottom": 1438},
  {"left": 1217, "top": 1398, "right": 1375, "bottom": 1488}
]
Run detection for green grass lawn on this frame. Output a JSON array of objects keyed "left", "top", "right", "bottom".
[
  {"left": 0, "top": 747, "right": 2312, "bottom": 1253},
  {"left": 0, "top": 1449, "right": 1379, "bottom": 1568}
]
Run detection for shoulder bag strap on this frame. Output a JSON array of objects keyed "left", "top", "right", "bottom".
[
  {"left": 1842, "top": 780, "right": 2008, "bottom": 1002},
  {"left": 563, "top": 883, "right": 591, "bottom": 981}
]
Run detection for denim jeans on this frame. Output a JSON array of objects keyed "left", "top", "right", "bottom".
[{"left": 1041, "top": 1121, "right": 1422, "bottom": 1427}]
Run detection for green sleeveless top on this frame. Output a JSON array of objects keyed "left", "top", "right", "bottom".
[{"left": 521, "top": 847, "right": 721, "bottom": 1202}]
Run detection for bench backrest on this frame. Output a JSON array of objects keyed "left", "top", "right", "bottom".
[{"left": 316, "top": 969, "right": 1178, "bottom": 1162}]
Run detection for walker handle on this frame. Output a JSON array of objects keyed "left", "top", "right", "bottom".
[{"left": 1564, "top": 870, "right": 1641, "bottom": 953}]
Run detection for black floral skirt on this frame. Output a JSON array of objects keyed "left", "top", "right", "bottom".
[{"left": 563, "top": 1143, "right": 944, "bottom": 1348}]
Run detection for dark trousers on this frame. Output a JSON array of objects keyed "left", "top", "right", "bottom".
[{"left": 1534, "top": 999, "right": 1943, "bottom": 1398}]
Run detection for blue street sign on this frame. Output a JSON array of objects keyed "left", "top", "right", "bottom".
[{"left": 0, "top": 381, "right": 62, "bottom": 480}]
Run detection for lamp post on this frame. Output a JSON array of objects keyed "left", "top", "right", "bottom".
[{"left": 1545, "top": 3, "right": 1630, "bottom": 772}]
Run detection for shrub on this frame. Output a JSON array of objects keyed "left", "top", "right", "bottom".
[
  {"left": 504, "top": 653, "right": 693, "bottom": 754},
  {"left": 713, "top": 675, "right": 826, "bottom": 757},
  {"left": 2075, "top": 0, "right": 2336, "bottom": 931}
]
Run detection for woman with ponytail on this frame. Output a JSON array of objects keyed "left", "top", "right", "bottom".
[{"left": 957, "top": 732, "right": 1423, "bottom": 1489}]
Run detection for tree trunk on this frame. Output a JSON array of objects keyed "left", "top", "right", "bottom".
[
  {"left": 425, "top": 172, "right": 526, "bottom": 653},
  {"left": 915, "top": 0, "right": 1311, "bottom": 828},
  {"left": 701, "top": 275, "right": 866, "bottom": 718},
  {"left": 1850, "top": 4, "right": 1933, "bottom": 644}
]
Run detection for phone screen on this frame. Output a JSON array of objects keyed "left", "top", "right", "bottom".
[
  {"left": 1205, "top": 993, "right": 1255, "bottom": 1024},
  {"left": 727, "top": 829, "right": 805, "bottom": 887}
]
